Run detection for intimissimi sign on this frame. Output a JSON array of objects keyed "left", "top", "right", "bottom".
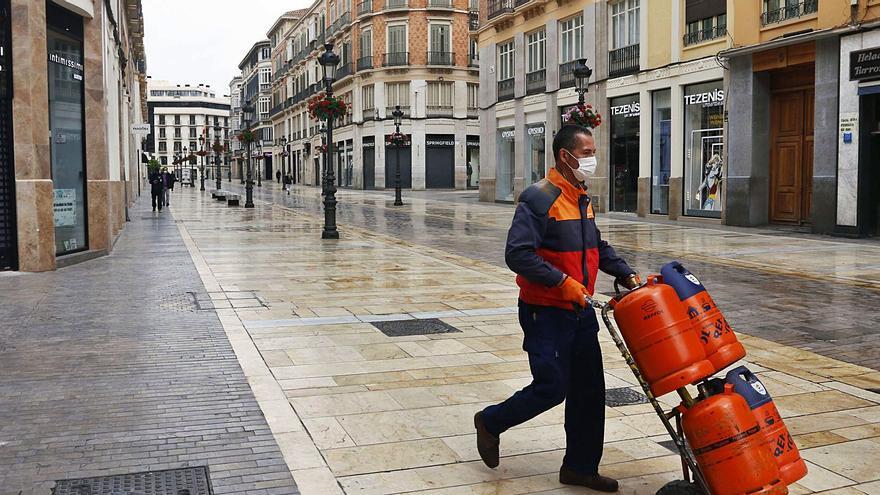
[{"left": 49, "top": 52, "right": 84, "bottom": 72}]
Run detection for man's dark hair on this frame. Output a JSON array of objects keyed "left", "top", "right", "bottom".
[{"left": 552, "top": 124, "right": 593, "bottom": 163}]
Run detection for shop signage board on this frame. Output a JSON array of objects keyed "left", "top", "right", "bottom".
[{"left": 850, "top": 48, "right": 880, "bottom": 82}]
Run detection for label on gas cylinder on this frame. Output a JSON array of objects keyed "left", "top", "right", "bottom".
[{"left": 692, "top": 424, "right": 761, "bottom": 455}]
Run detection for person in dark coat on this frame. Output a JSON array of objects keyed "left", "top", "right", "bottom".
[
  {"left": 283, "top": 173, "right": 292, "bottom": 194},
  {"left": 161, "top": 168, "right": 176, "bottom": 207},
  {"left": 276, "top": 169, "right": 282, "bottom": 183},
  {"left": 149, "top": 167, "right": 164, "bottom": 211}
]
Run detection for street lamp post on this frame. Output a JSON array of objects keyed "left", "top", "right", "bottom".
[
  {"left": 392, "top": 105, "right": 404, "bottom": 206},
  {"left": 243, "top": 105, "right": 255, "bottom": 208},
  {"left": 319, "top": 124, "right": 328, "bottom": 195},
  {"left": 319, "top": 43, "right": 340, "bottom": 240},
  {"left": 182, "top": 146, "right": 188, "bottom": 185},
  {"left": 214, "top": 124, "right": 222, "bottom": 191},
  {"left": 279, "top": 136, "right": 287, "bottom": 184},
  {"left": 256, "top": 141, "right": 263, "bottom": 187},
  {"left": 573, "top": 58, "right": 593, "bottom": 105},
  {"left": 198, "top": 135, "right": 206, "bottom": 191}
]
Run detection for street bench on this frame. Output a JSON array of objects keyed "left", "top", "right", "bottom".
[{"left": 226, "top": 194, "right": 240, "bottom": 206}]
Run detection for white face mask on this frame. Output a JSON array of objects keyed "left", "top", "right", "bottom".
[{"left": 566, "top": 151, "right": 598, "bottom": 182}]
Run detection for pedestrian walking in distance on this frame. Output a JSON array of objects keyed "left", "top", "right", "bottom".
[
  {"left": 283, "top": 173, "right": 292, "bottom": 195},
  {"left": 149, "top": 166, "right": 164, "bottom": 212},
  {"left": 474, "top": 125, "right": 641, "bottom": 493},
  {"left": 276, "top": 169, "right": 281, "bottom": 183},
  {"left": 161, "top": 167, "right": 176, "bottom": 207}
]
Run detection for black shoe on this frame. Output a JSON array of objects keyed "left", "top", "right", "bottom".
[
  {"left": 559, "top": 466, "right": 619, "bottom": 492},
  {"left": 152, "top": 207, "right": 156, "bottom": 211},
  {"left": 474, "top": 412, "right": 499, "bottom": 469}
]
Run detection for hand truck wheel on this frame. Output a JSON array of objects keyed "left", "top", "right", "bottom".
[{"left": 655, "top": 479, "right": 706, "bottom": 495}]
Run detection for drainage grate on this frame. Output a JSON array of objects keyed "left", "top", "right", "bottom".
[
  {"left": 605, "top": 387, "right": 649, "bottom": 407},
  {"left": 53, "top": 467, "right": 213, "bottom": 495},
  {"left": 371, "top": 318, "right": 462, "bottom": 337}
]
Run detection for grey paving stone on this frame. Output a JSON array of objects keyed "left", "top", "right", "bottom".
[{"left": 0, "top": 197, "right": 298, "bottom": 494}]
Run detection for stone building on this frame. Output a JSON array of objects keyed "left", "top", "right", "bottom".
[
  {"left": 476, "top": 0, "right": 879, "bottom": 236},
  {"left": 252, "top": 0, "right": 480, "bottom": 191},
  {"left": 145, "top": 80, "right": 231, "bottom": 186},
  {"left": 1, "top": 0, "right": 147, "bottom": 272}
]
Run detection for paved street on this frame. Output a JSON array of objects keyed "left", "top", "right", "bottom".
[{"left": 2, "top": 184, "right": 880, "bottom": 494}]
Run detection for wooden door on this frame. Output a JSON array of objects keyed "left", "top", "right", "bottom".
[{"left": 770, "top": 88, "right": 814, "bottom": 224}]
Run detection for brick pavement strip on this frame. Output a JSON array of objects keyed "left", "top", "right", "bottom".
[
  {"left": 172, "top": 187, "right": 880, "bottom": 494},
  {"left": 0, "top": 198, "right": 298, "bottom": 494}
]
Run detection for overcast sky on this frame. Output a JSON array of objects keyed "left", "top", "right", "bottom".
[{"left": 143, "top": 0, "right": 311, "bottom": 96}]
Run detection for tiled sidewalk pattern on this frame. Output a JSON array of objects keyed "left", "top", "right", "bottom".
[
  {"left": 175, "top": 187, "right": 880, "bottom": 495},
  {"left": 0, "top": 200, "right": 298, "bottom": 494}
]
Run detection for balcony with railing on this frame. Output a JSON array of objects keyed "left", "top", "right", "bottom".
[
  {"left": 385, "top": 0, "right": 408, "bottom": 10},
  {"left": 427, "top": 105, "right": 454, "bottom": 117},
  {"left": 559, "top": 60, "right": 576, "bottom": 88},
  {"left": 357, "top": 0, "right": 372, "bottom": 16},
  {"left": 383, "top": 52, "right": 409, "bottom": 67},
  {"left": 526, "top": 69, "right": 545, "bottom": 95},
  {"left": 427, "top": 51, "right": 454, "bottom": 66},
  {"left": 514, "top": 0, "right": 531, "bottom": 6},
  {"left": 609, "top": 44, "right": 639, "bottom": 78},
  {"left": 683, "top": 26, "right": 727, "bottom": 46},
  {"left": 357, "top": 56, "right": 373, "bottom": 71},
  {"left": 761, "top": 0, "right": 817, "bottom": 25},
  {"left": 336, "top": 62, "right": 353, "bottom": 80},
  {"left": 427, "top": 0, "right": 453, "bottom": 8},
  {"left": 488, "top": 0, "right": 514, "bottom": 19},
  {"left": 469, "top": 11, "right": 479, "bottom": 31},
  {"left": 497, "top": 78, "right": 514, "bottom": 101}
]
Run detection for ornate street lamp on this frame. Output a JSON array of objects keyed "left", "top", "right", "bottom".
[
  {"left": 279, "top": 136, "right": 288, "bottom": 183},
  {"left": 213, "top": 124, "right": 223, "bottom": 191},
  {"left": 319, "top": 124, "right": 328, "bottom": 195},
  {"left": 242, "top": 104, "right": 255, "bottom": 208},
  {"left": 256, "top": 141, "right": 263, "bottom": 187},
  {"left": 318, "top": 43, "right": 340, "bottom": 240},
  {"left": 392, "top": 105, "right": 404, "bottom": 207},
  {"left": 198, "top": 135, "right": 206, "bottom": 191},
  {"left": 573, "top": 58, "right": 593, "bottom": 105}
]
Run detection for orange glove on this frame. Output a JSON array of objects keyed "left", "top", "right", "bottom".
[{"left": 559, "top": 275, "right": 589, "bottom": 308}]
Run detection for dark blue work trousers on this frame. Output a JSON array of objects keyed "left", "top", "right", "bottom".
[{"left": 481, "top": 301, "right": 606, "bottom": 475}]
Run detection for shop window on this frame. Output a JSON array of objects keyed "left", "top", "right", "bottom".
[
  {"left": 651, "top": 89, "right": 671, "bottom": 215},
  {"left": 496, "top": 127, "right": 515, "bottom": 202},
  {"left": 47, "top": 3, "right": 87, "bottom": 256},
  {"left": 609, "top": 94, "right": 640, "bottom": 212},
  {"left": 683, "top": 81, "right": 725, "bottom": 218},
  {"left": 526, "top": 124, "right": 546, "bottom": 185}
]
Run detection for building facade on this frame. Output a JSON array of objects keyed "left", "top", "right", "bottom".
[
  {"left": 477, "top": 0, "right": 879, "bottom": 236},
  {"left": 1, "top": 0, "right": 147, "bottom": 272},
  {"left": 235, "top": 41, "right": 275, "bottom": 182},
  {"left": 145, "top": 80, "right": 231, "bottom": 185},
  {"left": 228, "top": 75, "right": 243, "bottom": 180},
  {"left": 252, "top": 0, "right": 480, "bottom": 191}
]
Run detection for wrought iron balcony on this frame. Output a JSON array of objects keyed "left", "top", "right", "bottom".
[
  {"left": 514, "top": 0, "right": 530, "bottom": 6},
  {"left": 488, "top": 0, "right": 514, "bottom": 19},
  {"left": 357, "top": 56, "right": 373, "bottom": 71},
  {"left": 526, "top": 69, "right": 546, "bottom": 95},
  {"left": 428, "top": 0, "right": 453, "bottom": 8},
  {"left": 559, "top": 60, "right": 576, "bottom": 88},
  {"left": 357, "top": 0, "right": 373, "bottom": 15},
  {"left": 469, "top": 11, "right": 479, "bottom": 31},
  {"left": 683, "top": 26, "right": 727, "bottom": 46},
  {"left": 761, "top": 0, "right": 817, "bottom": 25},
  {"left": 609, "top": 44, "right": 640, "bottom": 78},
  {"left": 336, "top": 63, "right": 353, "bottom": 80},
  {"left": 497, "top": 78, "right": 514, "bottom": 101},
  {"left": 383, "top": 52, "right": 409, "bottom": 67},
  {"left": 427, "top": 51, "right": 454, "bottom": 66},
  {"left": 385, "top": 0, "right": 408, "bottom": 9}
]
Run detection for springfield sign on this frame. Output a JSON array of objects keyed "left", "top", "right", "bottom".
[{"left": 850, "top": 48, "right": 880, "bottom": 82}]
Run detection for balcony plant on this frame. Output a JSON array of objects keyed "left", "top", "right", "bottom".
[
  {"left": 308, "top": 94, "right": 348, "bottom": 122},
  {"left": 562, "top": 103, "right": 602, "bottom": 129}
]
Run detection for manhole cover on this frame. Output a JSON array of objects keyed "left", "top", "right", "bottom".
[
  {"left": 53, "top": 466, "right": 213, "bottom": 495},
  {"left": 371, "top": 318, "right": 462, "bottom": 337},
  {"left": 605, "top": 387, "right": 649, "bottom": 407}
]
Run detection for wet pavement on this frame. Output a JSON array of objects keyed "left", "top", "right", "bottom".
[{"left": 226, "top": 181, "right": 880, "bottom": 372}]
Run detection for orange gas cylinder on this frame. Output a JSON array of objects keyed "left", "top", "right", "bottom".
[
  {"left": 726, "top": 367, "right": 808, "bottom": 485},
  {"left": 682, "top": 383, "right": 788, "bottom": 495},
  {"left": 661, "top": 262, "right": 747, "bottom": 372},
  {"left": 611, "top": 276, "right": 714, "bottom": 397}
]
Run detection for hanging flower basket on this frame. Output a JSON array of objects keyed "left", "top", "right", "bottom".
[
  {"left": 316, "top": 144, "right": 328, "bottom": 153},
  {"left": 562, "top": 103, "right": 602, "bottom": 129},
  {"left": 308, "top": 94, "right": 347, "bottom": 122},
  {"left": 212, "top": 142, "right": 225, "bottom": 154},
  {"left": 195, "top": 150, "right": 209, "bottom": 157},
  {"left": 389, "top": 132, "right": 407, "bottom": 146},
  {"left": 237, "top": 130, "right": 257, "bottom": 143}
]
